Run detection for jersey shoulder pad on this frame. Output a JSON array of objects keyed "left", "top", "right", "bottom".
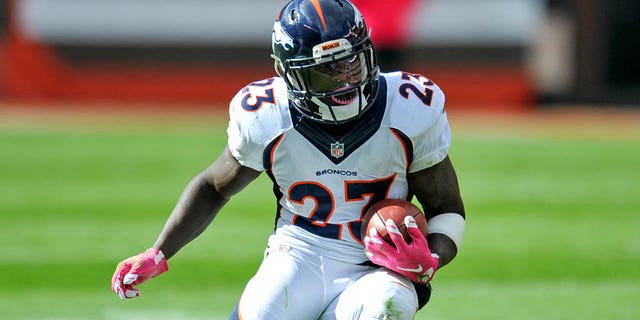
[
  {"left": 382, "top": 72, "right": 446, "bottom": 137},
  {"left": 227, "top": 77, "right": 292, "bottom": 170},
  {"left": 382, "top": 72, "right": 451, "bottom": 171}
]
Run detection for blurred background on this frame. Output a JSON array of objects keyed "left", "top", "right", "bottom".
[{"left": 1, "top": 0, "right": 639, "bottom": 109}]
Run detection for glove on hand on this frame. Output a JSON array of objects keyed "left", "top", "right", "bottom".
[
  {"left": 364, "top": 216, "right": 439, "bottom": 284},
  {"left": 111, "top": 248, "right": 168, "bottom": 299}
]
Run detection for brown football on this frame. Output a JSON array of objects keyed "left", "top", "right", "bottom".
[{"left": 361, "top": 199, "right": 428, "bottom": 246}]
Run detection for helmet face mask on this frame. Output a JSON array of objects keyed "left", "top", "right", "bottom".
[{"left": 272, "top": 0, "right": 379, "bottom": 124}]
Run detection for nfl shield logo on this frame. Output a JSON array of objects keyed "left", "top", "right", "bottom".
[{"left": 330, "top": 142, "right": 345, "bottom": 158}]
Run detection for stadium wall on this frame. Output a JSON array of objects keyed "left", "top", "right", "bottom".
[{"left": 1, "top": 1, "right": 547, "bottom": 110}]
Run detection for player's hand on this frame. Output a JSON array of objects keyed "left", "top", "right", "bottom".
[
  {"left": 364, "top": 216, "right": 439, "bottom": 284},
  {"left": 111, "top": 248, "right": 168, "bottom": 299}
]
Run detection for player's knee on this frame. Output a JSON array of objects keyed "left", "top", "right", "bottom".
[
  {"left": 359, "top": 279, "right": 418, "bottom": 319},
  {"left": 334, "top": 269, "right": 418, "bottom": 320},
  {"left": 237, "top": 277, "right": 290, "bottom": 319}
]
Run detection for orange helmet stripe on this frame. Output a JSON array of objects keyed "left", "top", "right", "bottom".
[{"left": 310, "top": 0, "right": 328, "bottom": 31}]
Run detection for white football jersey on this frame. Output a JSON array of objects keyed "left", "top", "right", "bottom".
[{"left": 227, "top": 72, "right": 451, "bottom": 264}]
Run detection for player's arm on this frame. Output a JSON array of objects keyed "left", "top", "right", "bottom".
[
  {"left": 408, "top": 155, "right": 465, "bottom": 269},
  {"left": 364, "top": 155, "right": 464, "bottom": 284},
  {"left": 111, "top": 145, "right": 260, "bottom": 299},
  {"left": 153, "top": 145, "right": 261, "bottom": 259}
]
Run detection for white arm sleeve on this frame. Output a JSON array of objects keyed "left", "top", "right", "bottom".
[{"left": 427, "top": 213, "right": 465, "bottom": 249}]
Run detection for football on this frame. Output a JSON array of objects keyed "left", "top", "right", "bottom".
[{"left": 361, "top": 199, "right": 428, "bottom": 246}]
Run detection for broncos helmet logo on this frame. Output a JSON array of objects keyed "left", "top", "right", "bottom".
[{"left": 273, "top": 21, "right": 295, "bottom": 51}]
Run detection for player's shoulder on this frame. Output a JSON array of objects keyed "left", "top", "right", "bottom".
[
  {"left": 229, "top": 77, "right": 288, "bottom": 116},
  {"left": 228, "top": 77, "right": 292, "bottom": 145},
  {"left": 383, "top": 71, "right": 446, "bottom": 113},
  {"left": 381, "top": 71, "right": 447, "bottom": 135}
]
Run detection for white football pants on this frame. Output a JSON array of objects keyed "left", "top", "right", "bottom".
[{"left": 235, "top": 234, "right": 418, "bottom": 320}]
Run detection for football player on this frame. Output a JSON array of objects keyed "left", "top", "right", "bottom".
[{"left": 111, "top": 0, "right": 466, "bottom": 319}]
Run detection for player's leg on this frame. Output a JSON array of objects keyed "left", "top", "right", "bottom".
[
  {"left": 320, "top": 268, "right": 419, "bottom": 320},
  {"left": 230, "top": 237, "right": 325, "bottom": 320}
]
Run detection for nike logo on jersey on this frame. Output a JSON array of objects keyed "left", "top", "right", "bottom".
[{"left": 397, "top": 264, "right": 423, "bottom": 273}]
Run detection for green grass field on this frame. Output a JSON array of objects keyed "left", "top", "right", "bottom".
[{"left": 1, "top": 107, "right": 639, "bottom": 319}]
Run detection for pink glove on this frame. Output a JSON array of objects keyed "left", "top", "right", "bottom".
[
  {"left": 111, "top": 248, "right": 168, "bottom": 299},
  {"left": 364, "top": 216, "right": 439, "bottom": 284}
]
